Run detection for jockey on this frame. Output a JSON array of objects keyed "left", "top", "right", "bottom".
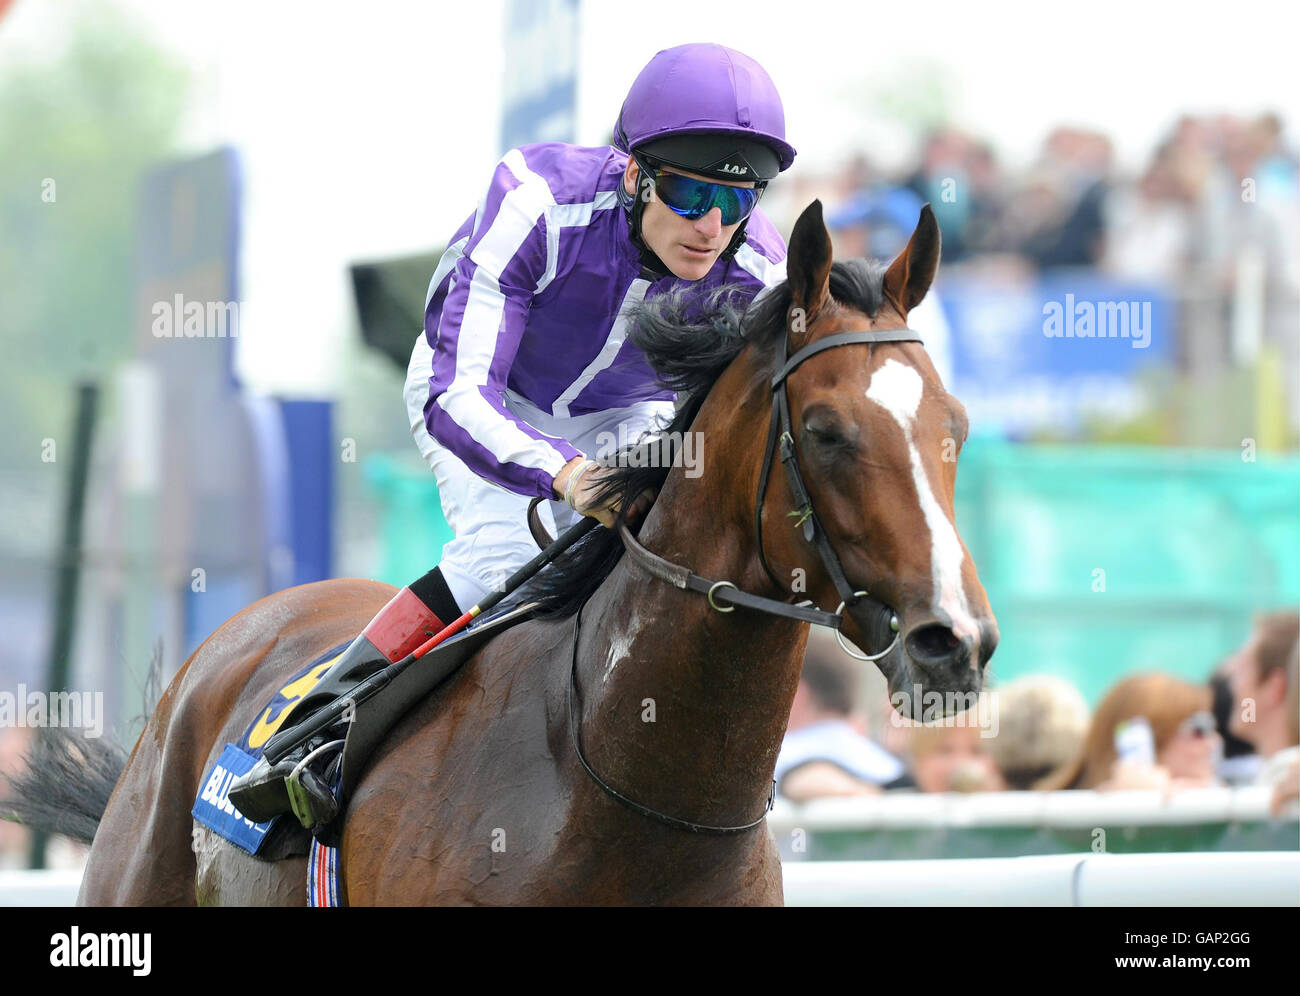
[{"left": 230, "top": 42, "right": 797, "bottom": 832}]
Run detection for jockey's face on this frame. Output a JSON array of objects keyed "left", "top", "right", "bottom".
[{"left": 623, "top": 160, "right": 756, "bottom": 280}]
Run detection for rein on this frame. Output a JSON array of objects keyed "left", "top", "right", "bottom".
[
  {"left": 566, "top": 599, "right": 776, "bottom": 834},
  {"left": 563, "top": 324, "right": 925, "bottom": 835}
]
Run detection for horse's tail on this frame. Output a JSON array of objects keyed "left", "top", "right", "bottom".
[
  {"left": 2, "top": 646, "right": 159, "bottom": 845},
  {"left": 0, "top": 729, "right": 130, "bottom": 845}
]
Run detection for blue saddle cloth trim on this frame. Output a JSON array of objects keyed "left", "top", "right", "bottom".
[
  {"left": 191, "top": 640, "right": 350, "bottom": 854},
  {"left": 191, "top": 743, "right": 275, "bottom": 854}
]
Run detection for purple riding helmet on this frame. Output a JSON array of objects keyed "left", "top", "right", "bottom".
[{"left": 614, "top": 43, "right": 797, "bottom": 270}]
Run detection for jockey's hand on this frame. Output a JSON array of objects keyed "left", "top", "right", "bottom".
[
  {"left": 553, "top": 456, "right": 620, "bottom": 528},
  {"left": 553, "top": 456, "right": 658, "bottom": 529}
]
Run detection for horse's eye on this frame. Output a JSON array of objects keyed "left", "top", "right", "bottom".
[{"left": 804, "top": 422, "right": 851, "bottom": 451}]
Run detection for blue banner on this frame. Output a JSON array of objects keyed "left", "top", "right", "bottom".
[
  {"left": 500, "top": 0, "right": 579, "bottom": 154},
  {"left": 941, "top": 269, "right": 1174, "bottom": 436}
]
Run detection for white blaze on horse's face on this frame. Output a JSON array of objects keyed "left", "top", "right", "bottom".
[{"left": 864, "top": 359, "right": 980, "bottom": 643}]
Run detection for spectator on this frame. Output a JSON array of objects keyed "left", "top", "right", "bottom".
[
  {"left": 903, "top": 129, "right": 978, "bottom": 262},
  {"left": 986, "top": 675, "right": 1088, "bottom": 790},
  {"left": 1019, "top": 128, "right": 1113, "bottom": 269},
  {"left": 1102, "top": 142, "right": 1194, "bottom": 283},
  {"left": 905, "top": 693, "right": 1005, "bottom": 793},
  {"left": 1037, "top": 673, "right": 1221, "bottom": 791},
  {"left": 1223, "top": 611, "right": 1300, "bottom": 789},
  {"left": 774, "top": 631, "right": 908, "bottom": 801},
  {"left": 824, "top": 185, "right": 955, "bottom": 388},
  {"left": 1209, "top": 669, "right": 1263, "bottom": 785},
  {"left": 1270, "top": 637, "right": 1300, "bottom": 817},
  {"left": 962, "top": 140, "right": 1009, "bottom": 257}
]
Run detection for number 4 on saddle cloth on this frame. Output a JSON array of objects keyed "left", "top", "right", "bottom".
[{"left": 191, "top": 600, "right": 540, "bottom": 858}]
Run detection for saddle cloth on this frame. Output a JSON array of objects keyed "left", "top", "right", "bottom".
[{"left": 190, "top": 599, "right": 540, "bottom": 861}]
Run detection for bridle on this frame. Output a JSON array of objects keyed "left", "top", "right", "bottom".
[
  {"left": 615, "top": 319, "right": 926, "bottom": 655},
  {"left": 567, "top": 317, "right": 926, "bottom": 834},
  {"left": 754, "top": 322, "right": 925, "bottom": 661}
]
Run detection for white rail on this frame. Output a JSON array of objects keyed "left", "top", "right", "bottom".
[
  {"left": 3, "top": 852, "right": 1296, "bottom": 906},
  {"left": 781, "top": 852, "right": 1300, "bottom": 906},
  {"left": 768, "top": 785, "right": 1293, "bottom": 832},
  {"left": 0, "top": 868, "right": 82, "bottom": 906}
]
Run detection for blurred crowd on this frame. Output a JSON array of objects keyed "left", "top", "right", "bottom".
[
  {"left": 788, "top": 113, "right": 1299, "bottom": 293},
  {"left": 773, "top": 110, "right": 1300, "bottom": 448},
  {"left": 776, "top": 610, "right": 1300, "bottom": 815}
]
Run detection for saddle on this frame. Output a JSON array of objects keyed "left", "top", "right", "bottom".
[
  {"left": 192, "top": 599, "right": 541, "bottom": 860},
  {"left": 335, "top": 599, "right": 539, "bottom": 794}
]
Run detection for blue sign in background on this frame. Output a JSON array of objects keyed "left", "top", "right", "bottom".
[
  {"left": 940, "top": 269, "right": 1174, "bottom": 435},
  {"left": 500, "top": 0, "right": 579, "bottom": 154}
]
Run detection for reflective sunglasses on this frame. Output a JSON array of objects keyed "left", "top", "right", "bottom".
[{"left": 635, "top": 154, "right": 762, "bottom": 226}]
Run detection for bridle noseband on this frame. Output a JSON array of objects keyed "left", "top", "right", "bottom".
[{"left": 570, "top": 319, "right": 925, "bottom": 835}]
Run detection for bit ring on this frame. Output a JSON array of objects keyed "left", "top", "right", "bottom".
[
  {"left": 707, "top": 581, "right": 738, "bottom": 613},
  {"left": 834, "top": 592, "right": 900, "bottom": 662}
]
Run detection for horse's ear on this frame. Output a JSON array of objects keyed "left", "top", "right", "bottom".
[
  {"left": 786, "top": 200, "right": 833, "bottom": 328},
  {"left": 882, "top": 203, "right": 941, "bottom": 319}
]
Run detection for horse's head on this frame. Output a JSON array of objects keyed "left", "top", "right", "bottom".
[
  {"left": 755, "top": 200, "right": 997, "bottom": 717},
  {"left": 540, "top": 198, "right": 997, "bottom": 721}
]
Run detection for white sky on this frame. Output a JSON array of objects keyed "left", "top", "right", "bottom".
[{"left": 3, "top": 0, "right": 1296, "bottom": 395}]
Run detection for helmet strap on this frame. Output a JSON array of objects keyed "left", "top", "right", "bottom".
[
  {"left": 720, "top": 220, "right": 750, "bottom": 262},
  {"left": 620, "top": 169, "right": 672, "bottom": 280},
  {"left": 638, "top": 244, "right": 672, "bottom": 281}
]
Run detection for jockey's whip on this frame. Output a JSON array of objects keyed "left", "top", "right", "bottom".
[{"left": 263, "top": 515, "right": 600, "bottom": 763}]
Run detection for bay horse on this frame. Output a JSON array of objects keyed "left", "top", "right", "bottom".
[{"left": 9, "top": 200, "right": 996, "bottom": 905}]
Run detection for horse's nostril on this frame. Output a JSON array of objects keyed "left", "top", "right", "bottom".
[
  {"left": 978, "top": 623, "right": 999, "bottom": 669},
  {"left": 905, "top": 623, "right": 967, "bottom": 665}
]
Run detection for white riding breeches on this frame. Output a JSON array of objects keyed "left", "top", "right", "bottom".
[{"left": 404, "top": 333, "right": 676, "bottom": 613}]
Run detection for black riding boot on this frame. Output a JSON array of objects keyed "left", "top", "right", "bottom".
[
  {"left": 229, "top": 573, "right": 459, "bottom": 830},
  {"left": 227, "top": 634, "right": 389, "bottom": 830}
]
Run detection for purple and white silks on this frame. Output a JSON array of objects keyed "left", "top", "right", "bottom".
[{"left": 411, "top": 142, "right": 787, "bottom": 499}]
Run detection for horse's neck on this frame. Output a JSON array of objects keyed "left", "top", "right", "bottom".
[{"left": 574, "top": 381, "right": 808, "bottom": 829}]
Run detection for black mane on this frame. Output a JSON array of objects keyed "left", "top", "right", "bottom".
[{"left": 520, "top": 258, "right": 888, "bottom": 618}]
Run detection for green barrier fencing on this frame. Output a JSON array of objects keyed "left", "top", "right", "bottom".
[
  {"left": 363, "top": 454, "right": 455, "bottom": 586},
  {"left": 768, "top": 789, "right": 1298, "bottom": 861},
  {"left": 953, "top": 439, "right": 1299, "bottom": 705}
]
